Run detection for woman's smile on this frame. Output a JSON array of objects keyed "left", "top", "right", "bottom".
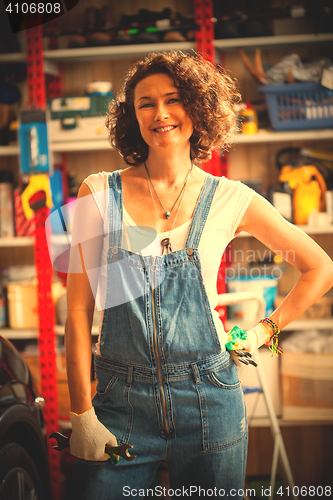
[{"left": 152, "top": 125, "right": 178, "bottom": 133}]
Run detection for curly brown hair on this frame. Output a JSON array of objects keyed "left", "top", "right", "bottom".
[{"left": 105, "top": 50, "right": 240, "bottom": 165}]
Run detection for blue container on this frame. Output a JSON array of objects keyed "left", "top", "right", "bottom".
[{"left": 259, "top": 83, "right": 333, "bottom": 131}]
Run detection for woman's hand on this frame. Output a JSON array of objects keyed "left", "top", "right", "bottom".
[
  {"left": 227, "top": 324, "right": 270, "bottom": 367},
  {"left": 69, "top": 407, "right": 118, "bottom": 462}
]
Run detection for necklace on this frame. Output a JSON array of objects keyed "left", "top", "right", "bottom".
[
  {"left": 144, "top": 162, "right": 190, "bottom": 219},
  {"left": 145, "top": 163, "right": 193, "bottom": 254}
]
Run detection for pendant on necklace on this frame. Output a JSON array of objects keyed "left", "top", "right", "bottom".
[
  {"left": 165, "top": 211, "right": 170, "bottom": 219},
  {"left": 161, "top": 237, "right": 172, "bottom": 254}
]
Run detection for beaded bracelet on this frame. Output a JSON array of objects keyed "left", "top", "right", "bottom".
[{"left": 259, "top": 317, "right": 283, "bottom": 356}]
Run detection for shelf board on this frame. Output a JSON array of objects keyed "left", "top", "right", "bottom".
[
  {"left": 0, "top": 52, "right": 26, "bottom": 63},
  {"left": 54, "top": 324, "right": 99, "bottom": 336},
  {"left": 236, "top": 224, "right": 333, "bottom": 238},
  {"left": 214, "top": 32, "right": 333, "bottom": 52},
  {"left": 226, "top": 317, "right": 333, "bottom": 332},
  {"left": 0, "top": 140, "right": 111, "bottom": 155},
  {"left": 0, "top": 41, "right": 195, "bottom": 64},
  {"left": 1, "top": 33, "right": 332, "bottom": 64},
  {"left": 0, "top": 324, "right": 98, "bottom": 339},
  {"left": 283, "top": 318, "right": 333, "bottom": 331},
  {"left": 51, "top": 139, "right": 111, "bottom": 152},
  {"left": 0, "top": 236, "right": 34, "bottom": 247},
  {"left": 2, "top": 128, "right": 332, "bottom": 157},
  {"left": 43, "top": 41, "right": 196, "bottom": 63},
  {"left": 296, "top": 224, "right": 333, "bottom": 234},
  {"left": 233, "top": 128, "right": 333, "bottom": 144},
  {"left": 248, "top": 416, "right": 333, "bottom": 427},
  {"left": 1, "top": 328, "right": 38, "bottom": 340},
  {"left": 0, "top": 145, "right": 20, "bottom": 156}
]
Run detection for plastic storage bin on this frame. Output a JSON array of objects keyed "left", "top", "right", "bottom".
[{"left": 259, "top": 83, "right": 333, "bottom": 131}]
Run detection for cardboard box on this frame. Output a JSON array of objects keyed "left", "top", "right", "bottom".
[{"left": 281, "top": 352, "right": 333, "bottom": 420}]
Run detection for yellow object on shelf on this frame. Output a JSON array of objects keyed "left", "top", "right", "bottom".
[
  {"left": 241, "top": 100, "right": 258, "bottom": 134},
  {"left": 279, "top": 165, "right": 326, "bottom": 225}
]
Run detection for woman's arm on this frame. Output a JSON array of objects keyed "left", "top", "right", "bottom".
[
  {"left": 238, "top": 192, "right": 333, "bottom": 330},
  {"left": 65, "top": 181, "right": 104, "bottom": 414}
]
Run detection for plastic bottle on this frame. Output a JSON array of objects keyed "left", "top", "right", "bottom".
[{"left": 241, "top": 100, "right": 258, "bottom": 134}]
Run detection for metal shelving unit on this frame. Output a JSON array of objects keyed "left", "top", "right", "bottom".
[{"left": 1, "top": 32, "right": 332, "bottom": 157}]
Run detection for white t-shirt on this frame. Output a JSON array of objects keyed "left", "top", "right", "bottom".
[{"left": 83, "top": 170, "right": 254, "bottom": 349}]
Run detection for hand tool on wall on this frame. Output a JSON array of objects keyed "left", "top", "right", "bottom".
[
  {"left": 18, "top": 108, "right": 54, "bottom": 219},
  {"left": 19, "top": 109, "right": 51, "bottom": 175},
  {"left": 49, "top": 432, "right": 137, "bottom": 462}
]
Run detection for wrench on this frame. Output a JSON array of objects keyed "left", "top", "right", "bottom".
[{"left": 49, "top": 432, "right": 136, "bottom": 461}]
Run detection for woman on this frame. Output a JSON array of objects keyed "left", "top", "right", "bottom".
[{"left": 65, "top": 51, "right": 333, "bottom": 499}]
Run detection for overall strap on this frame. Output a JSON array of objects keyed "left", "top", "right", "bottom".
[
  {"left": 108, "top": 171, "right": 123, "bottom": 248},
  {"left": 185, "top": 175, "right": 220, "bottom": 249}
]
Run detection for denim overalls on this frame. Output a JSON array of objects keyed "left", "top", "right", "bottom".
[{"left": 69, "top": 171, "right": 248, "bottom": 500}]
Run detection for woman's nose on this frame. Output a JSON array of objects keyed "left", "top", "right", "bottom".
[{"left": 154, "top": 103, "right": 170, "bottom": 121}]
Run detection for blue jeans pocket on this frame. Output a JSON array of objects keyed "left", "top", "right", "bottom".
[
  {"left": 93, "top": 369, "right": 133, "bottom": 444},
  {"left": 196, "top": 362, "right": 247, "bottom": 451}
]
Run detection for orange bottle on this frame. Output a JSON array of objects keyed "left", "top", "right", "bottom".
[{"left": 241, "top": 100, "right": 258, "bottom": 134}]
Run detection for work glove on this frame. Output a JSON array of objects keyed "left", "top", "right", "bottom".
[
  {"left": 69, "top": 406, "right": 118, "bottom": 462},
  {"left": 226, "top": 324, "right": 270, "bottom": 367}
]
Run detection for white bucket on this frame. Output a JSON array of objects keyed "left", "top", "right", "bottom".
[
  {"left": 7, "top": 280, "right": 38, "bottom": 329},
  {"left": 227, "top": 277, "right": 278, "bottom": 324}
]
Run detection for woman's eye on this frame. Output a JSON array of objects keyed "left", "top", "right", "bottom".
[
  {"left": 139, "top": 102, "right": 152, "bottom": 108},
  {"left": 168, "top": 98, "right": 180, "bottom": 104}
]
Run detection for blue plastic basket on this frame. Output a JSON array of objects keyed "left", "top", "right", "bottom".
[{"left": 259, "top": 83, "right": 333, "bottom": 131}]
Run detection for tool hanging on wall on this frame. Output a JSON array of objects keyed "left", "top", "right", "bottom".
[
  {"left": 18, "top": 109, "right": 50, "bottom": 174},
  {"left": 18, "top": 108, "right": 53, "bottom": 218}
]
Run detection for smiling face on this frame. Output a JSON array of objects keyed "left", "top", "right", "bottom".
[{"left": 133, "top": 73, "right": 193, "bottom": 154}]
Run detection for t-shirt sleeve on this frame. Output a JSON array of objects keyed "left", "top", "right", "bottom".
[
  {"left": 68, "top": 173, "right": 107, "bottom": 275},
  {"left": 229, "top": 180, "right": 254, "bottom": 237},
  {"left": 211, "top": 177, "right": 254, "bottom": 242},
  {"left": 83, "top": 171, "right": 109, "bottom": 219}
]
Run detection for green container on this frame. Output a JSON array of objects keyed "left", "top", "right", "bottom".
[
  {"left": 48, "top": 93, "right": 114, "bottom": 129},
  {"left": 247, "top": 475, "right": 283, "bottom": 499}
]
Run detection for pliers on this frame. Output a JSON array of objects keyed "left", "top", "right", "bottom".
[{"left": 234, "top": 349, "right": 258, "bottom": 367}]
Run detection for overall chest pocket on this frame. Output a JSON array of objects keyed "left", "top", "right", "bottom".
[{"left": 196, "top": 361, "right": 247, "bottom": 452}]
